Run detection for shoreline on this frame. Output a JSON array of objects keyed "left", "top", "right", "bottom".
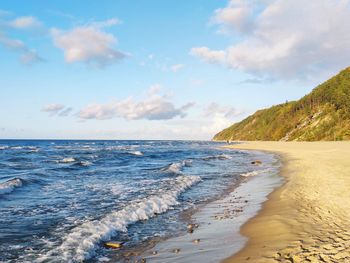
[
  {"left": 224, "top": 141, "right": 350, "bottom": 262},
  {"left": 136, "top": 149, "right": 282, "bottom": 263}
]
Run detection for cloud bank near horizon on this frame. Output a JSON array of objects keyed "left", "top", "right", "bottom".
[{"left": 78, "top": 85, "right": 195, "bottom": 121}]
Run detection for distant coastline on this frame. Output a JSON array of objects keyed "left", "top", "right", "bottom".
[{"left": 214, "top": 67, "right": 350, "bottom": 142}]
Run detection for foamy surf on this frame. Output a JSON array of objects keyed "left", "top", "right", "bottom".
[
  {"left": 39, "top": 175, "right": 201, "bottom": 262},
  {"left": 129, "top": 151, "right": 143, "bottom": 156},
  {"left": 0, "top": 178, "right": 23, "bottom": 195},
  {"left": 1, "top": 140, "right": 279, "bottom": 263},
  {"left": 202, "top": 154, "right": 232, "bottom": 161},
  {"left": 79, "top": 161, "right": 92, "bottom": 166},
  {"left": 59, "top": 158, "right": 76, "bottom": 163},
  {"left": 240, "top": 171, "right": 259, "bottom": 177},
  {"left": 161, "top": 160, "right": 192, "bottom": 174},
  {"left": 240, "top": 168, "right": 272, "bottom": 177}
]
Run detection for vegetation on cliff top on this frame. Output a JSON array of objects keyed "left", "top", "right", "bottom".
[{"left": 213, "top": 67, "right": 350, "bottom": 141}]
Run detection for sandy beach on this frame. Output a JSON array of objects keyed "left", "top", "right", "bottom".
[{"left": 224, "top": 142, "right": 350, "bottom": 263}]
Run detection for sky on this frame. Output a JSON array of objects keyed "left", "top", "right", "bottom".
[{"left": 1, "top": 0, "right": 350, "bottom": 140}]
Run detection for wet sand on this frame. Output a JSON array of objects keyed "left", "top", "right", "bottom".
[
  {"left": 138, "top": 152, "right": 281, "bottom": 263},
  {"left": 225, "top": 142, "right": 350, "bottom": 263}
]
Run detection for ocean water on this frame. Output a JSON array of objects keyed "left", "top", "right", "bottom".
[{"left": 0, "top": 140, "right": 279, "bottom": 262}]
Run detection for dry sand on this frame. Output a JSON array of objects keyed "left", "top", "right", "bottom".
[{"left": 224, "top": 142, "right": 350, "bottom": 263}]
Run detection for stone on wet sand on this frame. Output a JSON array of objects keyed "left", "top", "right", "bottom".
[
  {"left": 173, "top": 248, "right": 181, "bottom": 254},
  {"left": 104, "top": 242, "right": 123, "bottom": 249},
  {"left": 251, "top": 160, "right": 262, "bottom": 165},
  {"left": 187, "top": 223, "right": 199, "bottom": 233}
]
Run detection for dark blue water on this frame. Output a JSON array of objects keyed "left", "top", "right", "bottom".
[{"left": 0, "top": 140, "right": 277, "bottom": 262}]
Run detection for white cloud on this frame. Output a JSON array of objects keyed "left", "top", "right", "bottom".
[
  {"left": 211, "top": 0, "right": 256, "bottom": 34},
  {"left": 171, "top": 63, "right": 185, "bottom": 72},
  {"left": 147, "top": 83, "right": 162, "bottom": 96},
  {"left": 0, "top": 15, "right": 44, "bottom": 64},
  {"left": 51, "top": 19, "right": 126, "bottom": 67},
  {"left": 42, "top": 104, "right": 65, "bottom": 116},
  {"left": 190, "top": 47, "right": 226, "bottom": 64},
  {"left": 0, "top": 33, "right": 44, "bottom": 65},
  {"left": 78, "top": 86, "right": 195, "bottom": 121},
  {"left": 20, "top": 50, "right": 43, "bottom": 64},
  {"left": 41, "top": 104, "right": 73, "bottom": 117},
  {"left": 193, "top": 0, "right": 350, "bottom": 79},
  {"left": 203, "top": 102, "right": 242, "bottom": 118},
  {"left": 0, "top": 34, "right": 25, "bottom": 49},
  {"left": 9, "top": 16, "right": 42, "bottom": 29}
]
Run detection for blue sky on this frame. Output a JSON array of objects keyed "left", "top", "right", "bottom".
[{"left": 1, "top": 0, "right": 350, "bottom": 139}]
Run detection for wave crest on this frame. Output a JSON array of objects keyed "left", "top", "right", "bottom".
[
  {"left": 40, "top": 175, "right": 201, "bottom": 262},
  {"left": 161, "top": 160, "right": 192, "bottom": 174},
  {"left": 60, "top": 158, "right": 76, "bottom": 163},
  {"left": 202, "top": 154, "right": 232, "bottom": 161},
  {"left": 129, "top": 151, "right": 143, "bottom": 156},
  {"left": 0, "top": 178, "right": 23, "bottom": 195}
]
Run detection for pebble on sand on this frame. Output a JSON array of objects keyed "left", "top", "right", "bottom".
[
  {"left": 173, "top": 248, "right": 181, "bottom": 253},
  {"left": 104, "top": 242, "right": 123, "bottom": 249},
  {"left": 187, "top": 223, "right": 199, "bottom": 233},
  {"left": 251, "top": 160, "right": 262, "bottom": 165}
]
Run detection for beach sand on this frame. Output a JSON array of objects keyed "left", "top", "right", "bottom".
[{"left": 224, "top": 142, "right": 350, "bottom": 263}]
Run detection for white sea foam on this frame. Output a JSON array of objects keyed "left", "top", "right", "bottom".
[
  {"left": 241, "top": 168, "right": 273, "bottom": 177},
  {"left": 10, "top": 146, "right": 24, "bottom": 150},
  {"left": 9, "top": 146, "right": 39, "bottom": 151},
  {"left": 106, "top": 145, "right": 140, "bottom": 152},
  {"left": 240, "top": 171, "right": 259, "bottom": 177},
  {"left": 202, "top": 154, "right": 232, "bottom": 161},
  {"left": 39, "top": 175, "right": 201, "bottom": 262},
  {"left": 54, "top": 146, "right": 69, "bottom": 149},
  {"left": 60, "top": 158, "right": 76, "bottom": 163},
  {"left": 0, "top": 178, "right": 23, "bottom": 195},
  {"left": 161, "top": 160, "right": 192, "bottom": 174},
  {"left": 79, "top": 161, "right": 92, "bottom": 166},
  {"left": 27, "top": 146, "right": 38, "bottom": 150},
  {"left": 86, "top": 183, "right": 125, "bottom": 196},
  {"left": 0, "top": 146, "right": 9, "bottom": 150},
  {"left": 129, "top": 151, "right": 143, "bottom": 156}
]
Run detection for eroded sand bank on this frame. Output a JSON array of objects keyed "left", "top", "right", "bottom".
[{"left": 225, "top": 142, "right": 350, "bottom": 263}]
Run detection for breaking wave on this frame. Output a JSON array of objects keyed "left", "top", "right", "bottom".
[
  {"left": 39, "top": 175, "right": 201, "bottom": 262},
  {"left": 161, "top": 160, "right": 192, "bottom": 174},
  {"left": 0, "top": 178, "right": 23, "bottom": 195}
]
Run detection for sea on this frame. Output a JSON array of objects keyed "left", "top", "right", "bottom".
[{"left": 0, "top": 140, "right": 281, "bottom": 263}]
